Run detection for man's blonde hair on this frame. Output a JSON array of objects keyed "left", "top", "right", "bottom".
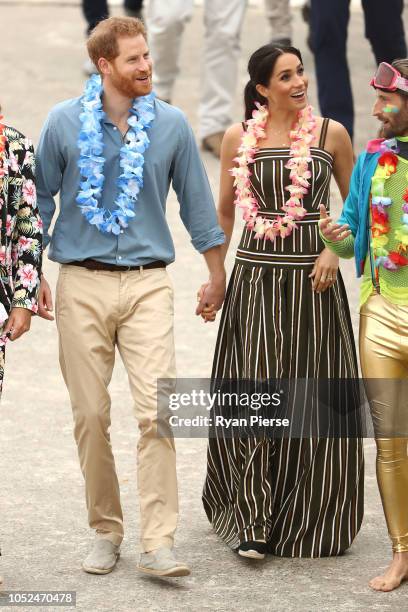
[{"left": 87, "top": 16, "right": 147, "bottom": 68}]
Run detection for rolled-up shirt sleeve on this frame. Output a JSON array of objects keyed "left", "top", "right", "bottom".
[
  {"left": 35, "top": 111, "right": 65, "bottom": 249},
  {"left": 171, "top": 115, "right": 225, "bottom": 253}
]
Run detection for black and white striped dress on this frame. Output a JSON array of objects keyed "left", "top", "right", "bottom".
[{"left": 202, "top": 120, "right": 364, "bottom": 557}]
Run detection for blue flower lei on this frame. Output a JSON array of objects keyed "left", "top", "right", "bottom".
[{"left": 76, "top": 74, "right": 155, "bottom": 235}]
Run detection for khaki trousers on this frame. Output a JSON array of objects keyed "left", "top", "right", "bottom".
[{"left": 56, "top": 264, "right": 178, "bottom": 552}]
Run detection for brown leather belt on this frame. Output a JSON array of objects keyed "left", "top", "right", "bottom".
[{"left": 67, "top": 259, "right": 166, "bottom": 272}]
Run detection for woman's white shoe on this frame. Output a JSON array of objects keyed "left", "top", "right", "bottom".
[{"left": 238, "top": 548, "right": 265, "bottom": 560}]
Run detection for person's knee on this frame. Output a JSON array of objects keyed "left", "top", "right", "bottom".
[
  {"left": 73, "top": 405, "right": 111, "bottom": 441},
  {"left": 204, "top": 10, "right": 243, "bottom": 46},
  {"left": 148, "top": 6, "right": 191, "bottom": 32},
  {"left": 137, "top": 410, "right": 175, "bottom": 447},
  {"left": 312, "top": 21, "right": 347, "bottom": 52},
  {"left": 310, "top": 3, "right": 348, "bottom": 51},
  {"left": 376, "top": 438, "right": 408, "bottom": 464}
]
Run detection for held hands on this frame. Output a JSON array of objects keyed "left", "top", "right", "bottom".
[
  {"left": 319, "top": 204, "right": 351, "bottom": 242},
  {"left": 197, "top": 283, "right": 216, "bottom": 322},
  {"left": 38, "top": 275, "right": 55, "bottom": 321},
  {"left": 196, "top": 276, "right": 226, "bottom": 323},
  {"left": 309, "top": 248, "right": 339, "bottom": 292}
]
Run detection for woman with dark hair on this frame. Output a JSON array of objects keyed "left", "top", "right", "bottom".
[{"left": 201, "top": 44, "right": 364, "bottom": 559}]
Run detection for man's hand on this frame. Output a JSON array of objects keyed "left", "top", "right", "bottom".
[
  {"left": 38, "top": 275, "right": 55, "bottom": 321},
  {"left": 319, "top": 204, "right": 351, "bottom": 242},
  {"left": 196, "top": 275, "right": 226, "bottom": 322},
  {"left": 309, "top": 248, "right": 339, "bottom": 293},
  {"left": 3, "top": 307, "right": 32, "bottom": 341}
]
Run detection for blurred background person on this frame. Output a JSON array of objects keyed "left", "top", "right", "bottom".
[
  {"left": 147, "top": 0, "right": 294, "bottom": 159},
  {"left": 83, "top": 0, "right": 143, "bottom": 34},
  {"left": 147, "top": 0, "right": 246, "bottom": 158},
  {"left": 310, "top": 0, "right": 407, "bottom": 141},
  {"left": 301, "top": 0, "right": 312, "bottom": 51},
  {"left": 265, "top": 0, "right": 292, "bottom": 46},
  {"left": 82, "top": 0, "right": 144, "bottom": 74}
]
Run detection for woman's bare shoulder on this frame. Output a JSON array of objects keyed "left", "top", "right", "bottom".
[
  {"left": 224, "top": 122, "right": 244, "bottom": 143},
  {"left": 312, "top": 116, "right": 351, "bottom": 156},
  {"left": 221, "top": 123, "right": 244, "bottom": 158},
  {"left": 326, "top": 119, "right": 349, "bottom": 139}
]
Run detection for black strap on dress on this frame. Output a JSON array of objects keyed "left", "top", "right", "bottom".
[{"left": 318, "top": 118, "right": 330, "bottom": 150}]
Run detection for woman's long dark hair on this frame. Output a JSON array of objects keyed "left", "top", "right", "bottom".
[{"left": 244, "top": 44, "right": 303, "bottom": 120}]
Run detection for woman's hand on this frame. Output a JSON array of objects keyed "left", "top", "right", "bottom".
[
  {"left": 309, "top": 248, "right": 339, "bottom": 293},
  {"left": 197, "top": 282, "right": 218, "bottom": 323}
]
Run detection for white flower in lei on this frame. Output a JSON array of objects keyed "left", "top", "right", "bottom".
[{"left": 76, "top": 74, "right": 155, "bottom": 235}]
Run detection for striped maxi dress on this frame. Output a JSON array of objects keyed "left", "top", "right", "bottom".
[{"left": 202, "top": 120, "right": 364, "bottom": 557}]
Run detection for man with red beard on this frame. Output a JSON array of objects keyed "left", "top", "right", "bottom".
[
  {"left": 36, "top": 17, "right": 225, "bottom": 577},
  {"left": 320, "top": 60, "right": 408, "bottom": 591}
]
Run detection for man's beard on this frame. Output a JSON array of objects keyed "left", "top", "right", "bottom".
[
  {"left": 379, "top": 110, "right": 408, "bottom": 139},
  {"left": 380, "top": 124, "right": 407, "bottom": 138},
  {"left": 110, "top": 71, "right": 151, "bottom": 98}
]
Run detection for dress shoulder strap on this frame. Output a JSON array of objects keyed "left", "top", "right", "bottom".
[
  {"left": 318, "top": 118, "right": 330, "bottom": 150},
  {"left": 241, "top": 121, "right": 247, "bottom": 132}
]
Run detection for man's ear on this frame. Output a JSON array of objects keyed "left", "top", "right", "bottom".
[{"left": 98, "top": 57, "right": 110, "bottom": 76}]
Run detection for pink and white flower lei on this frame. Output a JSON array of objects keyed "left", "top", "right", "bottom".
[{"left": 230, "top": 103, "right": 317, "bottom": 241}]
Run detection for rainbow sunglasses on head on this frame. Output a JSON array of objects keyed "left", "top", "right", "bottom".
[{"left": 370, "top": 62, "right": 408, "bottom": 93}]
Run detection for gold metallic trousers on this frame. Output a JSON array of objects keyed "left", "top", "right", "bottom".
[{"left": 360, "top": 294, "right": 408, "bottom": 553}]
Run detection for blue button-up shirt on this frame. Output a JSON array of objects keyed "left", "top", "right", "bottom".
[{"left": 36, "top": 97, "right": 224, "bottom": 266}]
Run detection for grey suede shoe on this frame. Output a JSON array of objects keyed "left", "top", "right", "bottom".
[
  {"left": 137, "top": 548, "right": 190, "bottom": 577},
  {"left": 82, "top": 539, "right": 120, "bottom": 575}
]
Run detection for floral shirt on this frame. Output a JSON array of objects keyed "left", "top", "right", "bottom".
[{"left": 0, "top": 126, "right": 43, "bottom": 328}]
